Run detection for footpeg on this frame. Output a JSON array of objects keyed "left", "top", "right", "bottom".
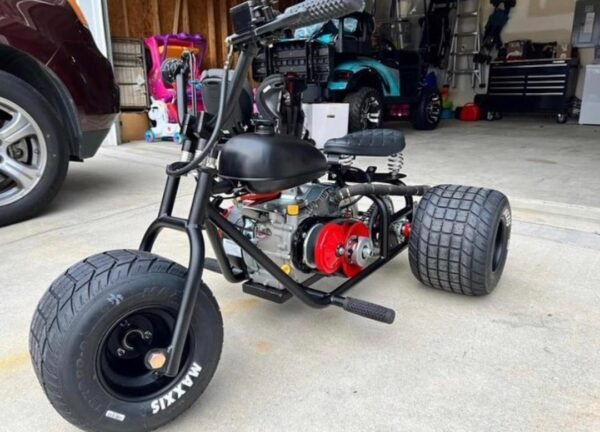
[
  {"left": 203, "top": 257, "right": 223, "bottom": 274},
  {"left": 331, "top": 296, "right": 395, "bottom": 324},
  {"left": 243, "top": 281, "right": 292, "bottom": 304},
  {"left": 204, "top": 257, "right": 244, "bottom": 278}
]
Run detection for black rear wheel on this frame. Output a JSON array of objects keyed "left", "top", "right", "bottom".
[
  {"left": 409, "top": 185, "right": 511, "bottom": 296},
  {"left": 30, "top": 250, "right": 223, "bottom": 432}
]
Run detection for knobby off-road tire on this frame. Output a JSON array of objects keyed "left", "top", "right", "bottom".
[
  {"left": 409, "top": 185, "right": 511, "bottom": 296},
  {"left": 411, "top": 87, "right": 442, "bottom": 131},
  {"left": 30, "top": 250, "right": 223, "bottom": 432},
  {"left": 344, "top": 87, "right": 383, "bottom": 132}
]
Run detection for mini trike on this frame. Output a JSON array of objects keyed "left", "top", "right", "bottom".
[{"left": 30, "top": 1, "right": 511, "bottom": 431}]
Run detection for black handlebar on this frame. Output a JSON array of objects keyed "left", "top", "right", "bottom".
[{"left": 169, "top": 0, "right": 365, "bottom": 176}]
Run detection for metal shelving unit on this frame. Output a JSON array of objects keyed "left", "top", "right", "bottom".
[{"left": 111, "top": 37, "right": 150, "bottom": 110}]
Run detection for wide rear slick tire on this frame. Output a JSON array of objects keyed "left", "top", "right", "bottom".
[
  {"left": 409, "top": 185, "right": 511, "bottom": 296},
  {"left": 30, "top": 250, "right": 223, "bottom": 432}
]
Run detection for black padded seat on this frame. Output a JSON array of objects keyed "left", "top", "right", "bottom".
[{"left": 324, "top": 129, "right": 406, "bottom": 157}]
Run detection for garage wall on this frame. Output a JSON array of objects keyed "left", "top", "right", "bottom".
[
  {"left": 103, "top": 1, "right": 591, "bottom": 110},
  {"left": 498, "top": 0, "right": 576, "bottom": 42},
  {"left": 451, "top": 0, "right": 594, "bottom": 105},
  {"left": 107, "top": 0, "right": 296, "bottom": 69}
]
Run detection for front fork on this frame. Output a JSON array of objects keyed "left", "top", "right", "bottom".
[{"left": 140, "top": 170, "right": 213, "bottom": 377}]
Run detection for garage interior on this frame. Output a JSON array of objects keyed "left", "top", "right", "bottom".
[{"left": 1, "top": 0, "right": 599, "bottom": 431}]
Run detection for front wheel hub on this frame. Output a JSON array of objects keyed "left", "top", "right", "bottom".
[{"left": 97, "top": 307, "right": 192, "bottom": 401}]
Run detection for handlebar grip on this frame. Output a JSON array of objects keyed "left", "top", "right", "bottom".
[{"left": 281, "top": 0, "right": 365, "bottom": 29}]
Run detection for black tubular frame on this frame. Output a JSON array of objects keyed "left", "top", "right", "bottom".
[
  {"left": 140, "top": 164, "right": 414, "bottom": 375},
  {"left": 137, "top": 9, "right": 420, "bottom": 376}
]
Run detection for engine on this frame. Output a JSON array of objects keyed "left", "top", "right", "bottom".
[{"left": 223, "top": 184, "right": 375, "bottom": 290}]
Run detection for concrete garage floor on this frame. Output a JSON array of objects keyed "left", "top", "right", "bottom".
[{"left": 1, "top": 119, "right": 599, "bottom": 431}]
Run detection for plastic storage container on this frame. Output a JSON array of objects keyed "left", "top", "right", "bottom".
[{"left": 459, "top": 103, "right": 481, "bottom": 122}]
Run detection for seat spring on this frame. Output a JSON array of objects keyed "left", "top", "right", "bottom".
[
  {"left": 387, "top": 153, "right": 404, "bottom": 175},
  {"left": 339, "top": 154, "right": 355, "bottom": 167}
]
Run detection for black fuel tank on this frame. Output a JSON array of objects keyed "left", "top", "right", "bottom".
[{"left": 219, "top": 133, "right": 327, "bottom": 193}]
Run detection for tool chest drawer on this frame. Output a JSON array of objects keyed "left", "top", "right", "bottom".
[
  {"left": 476, "top": 58, "right": 578, "bottom": 118},
  {"left": 488, "top": 60, "right": 575, "bottom": 96}
]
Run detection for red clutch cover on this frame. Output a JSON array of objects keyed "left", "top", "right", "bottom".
[{"left": 314, "top": 223, "right": 346, "bottom": 275}]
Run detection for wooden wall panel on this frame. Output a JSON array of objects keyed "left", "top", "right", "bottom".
[
  {"left": 107, "top": 0, "right": 127, "bottom": 37},
  {"left": 157, "top": 0, "right": 177, "bottom": 35},
  {"left": 108, "top": 0, "right": 300, "bottom": 68}
]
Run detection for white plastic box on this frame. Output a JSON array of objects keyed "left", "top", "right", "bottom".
[
  {"left": 302, "top": 103, "right": 350, "bottom": 148},
  {"left": 580, "top": 65, "right": 600, "bottom": 126}
]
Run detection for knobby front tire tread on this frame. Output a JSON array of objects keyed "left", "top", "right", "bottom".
[{"left": 30, "top": 249, "right": 221, "bottom": 432}]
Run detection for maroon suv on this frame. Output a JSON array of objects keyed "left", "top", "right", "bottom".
[{"left": 0, "top": 0, "right": 120, "bottom": 226}]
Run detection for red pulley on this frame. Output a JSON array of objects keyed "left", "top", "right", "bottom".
[
  {"left": 401, "top": 223, "right": 412, "bottom": 239},
  {"left": 314, "top": 223, "right": 346, "bottom": 275},
  {"left": 342, "top": 222, "right": 371, "bottom": 278}
]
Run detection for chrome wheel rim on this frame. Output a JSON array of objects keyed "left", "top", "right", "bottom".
[
  {"left": 425, "top": 94, "right": 442, "bottom": 125},
  {"left": 0, "top": 97, "right": 47, "bottom": 207},
  {"left": 360, "top": 95, "right": 382, "bottom": 129}
]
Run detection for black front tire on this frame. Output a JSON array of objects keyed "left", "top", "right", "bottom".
[
  {"left": 0, "top": 71, "right": 69, "bottom": 226},
  {"left": 409, "top": 185, "right": 511, "bottom": 296},
  {"left": 30, "top": 250, "right": 223, "bottom": 432},
  {"left": 344, "top": 87, "right": 383, "bottom": 132},
  {"left": 412, "top": 88, "right": 442, "bottom": 130}
]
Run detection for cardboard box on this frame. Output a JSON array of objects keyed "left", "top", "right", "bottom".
[
  {"left": 120, "top": 112, "right": 149, "bottom": 143},
  {"left": 302, "top": 103, "right": 349, "bottom": 148},
  {"left": 556, "top": 43, "right": 573, "bottom": 59}
]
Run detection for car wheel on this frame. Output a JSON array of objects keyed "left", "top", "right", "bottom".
[
  {"left": 411, "top": 88, "right": 442, "bottom": 130},
  {"left": 556, "top": 113, "right": 568, "bottom": 124},
  {"left": 0, "top": 71, "right": 68, "bottom": 226},
  {"left": 344, "top": 87, "right": 383, "bottom": 132}
]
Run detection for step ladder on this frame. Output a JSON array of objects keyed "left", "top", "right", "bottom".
[{"left": 446, "top": 0, "right": 485, "bottom": 88}]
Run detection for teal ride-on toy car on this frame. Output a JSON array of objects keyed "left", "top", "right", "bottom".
[{"left": 253, "top": 10, "right": 442, "bottom": 132}]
